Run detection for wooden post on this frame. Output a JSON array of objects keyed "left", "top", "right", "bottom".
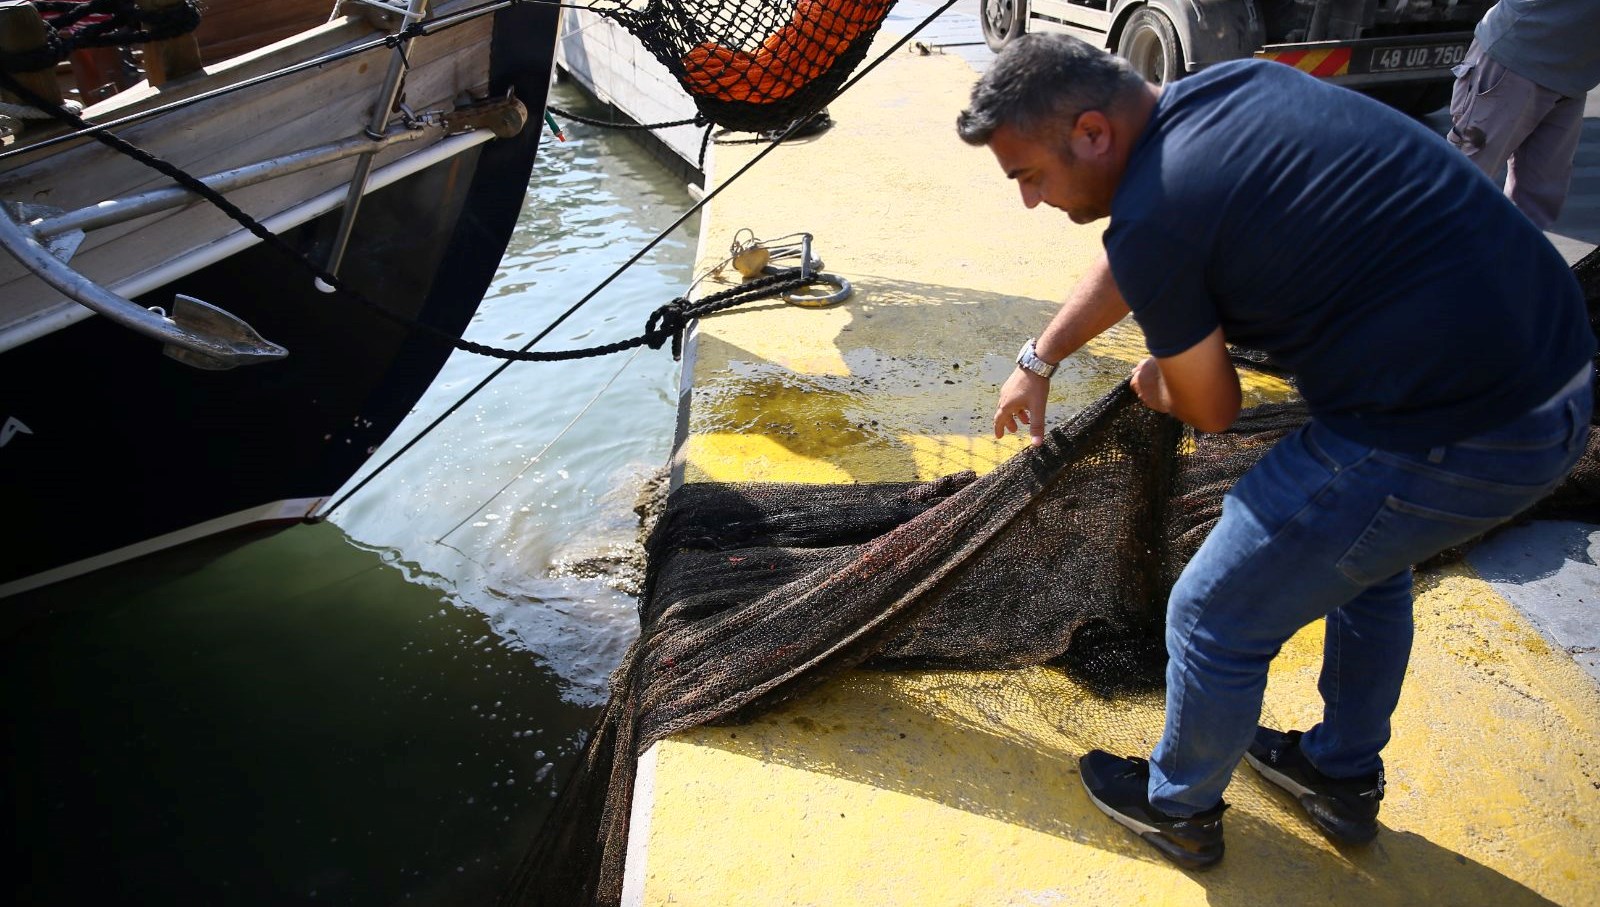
[
  {"left": 0, "top": 1, "right": 64, "bottom": 108},
  {"left": 136, "top": 0, "right": 202, "bottom": 86}
]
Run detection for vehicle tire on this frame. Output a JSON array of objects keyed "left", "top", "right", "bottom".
[
  {"left": 1117, "top": 8, "right": 1183, "bottom": 85},
  {"left": 980, "top": 0, "right": 1026, "bottom": 53},
  {"left": 1360, "top": 81, "right": 1453, "bottom": 118}
]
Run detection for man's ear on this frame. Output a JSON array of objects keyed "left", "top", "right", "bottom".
[{"left": 1073, "top": 110, "right": 1114, "bottom": 159}]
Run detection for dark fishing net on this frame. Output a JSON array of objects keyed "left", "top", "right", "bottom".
[
  {"left": 1536, "top": 244, "right": 1600, "bottom": 518},
  {"left": 501, "top": 247, "right": 1600, "bottom": 906},
  {"left": 585, "top": 0, "right": 901, "bottom": 133}
]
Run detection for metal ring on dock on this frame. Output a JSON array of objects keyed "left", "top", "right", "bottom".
[{"left": 783, "top": 271, "right": 851, "bottom": 308}]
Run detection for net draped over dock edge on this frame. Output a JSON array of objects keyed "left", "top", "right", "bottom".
[{"left": 503, "top": 250, "right": 1600, "bottom": 906}]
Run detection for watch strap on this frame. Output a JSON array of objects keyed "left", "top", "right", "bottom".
[{"left": 1016, "top": 338, "right": 1058, "bottom": 378}]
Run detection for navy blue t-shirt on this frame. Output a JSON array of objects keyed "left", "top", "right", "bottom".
[{"left": 1105, "top": 59, "right": 1594, "bottom": 449}]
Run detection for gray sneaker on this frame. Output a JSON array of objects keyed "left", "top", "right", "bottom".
[{"left": 1244, "top": 727, "right": 1383, "bottom": 845}]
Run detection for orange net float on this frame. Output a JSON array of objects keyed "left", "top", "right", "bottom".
[{"left": 681, "top": 0, "right": 893, "bottom": 103}]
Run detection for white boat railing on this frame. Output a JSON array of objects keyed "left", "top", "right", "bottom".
[
  {"left": 28, "top": 121, "right": 440, "bottom": 239},
  {"left": 0, "top": 126, "right": 497, "bottom": 359}
]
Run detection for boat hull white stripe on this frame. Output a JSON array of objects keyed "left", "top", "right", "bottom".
[{"left": 0, "top": 496, "right": 325, "bottom": 599}]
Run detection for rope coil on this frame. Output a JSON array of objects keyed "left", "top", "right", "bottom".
[{"left": 452, "top": 269, "right": 823, "bottom": 362}]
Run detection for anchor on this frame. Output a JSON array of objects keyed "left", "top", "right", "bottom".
[{"left": 0, "top": 202, "right": 287, "bottom": 369}]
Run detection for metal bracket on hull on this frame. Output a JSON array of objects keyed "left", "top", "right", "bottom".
[
  {"left": 318, "top": 0, "right": 434, "bottom": 290},
  {"left": 444, "top": 90, "right": 529, "bottom": 139},
  {"left": 0, "top": 203, "right": 288, "bottom": 369}
]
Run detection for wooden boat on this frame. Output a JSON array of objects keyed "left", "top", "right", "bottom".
[{"left": 0, "top": 0, "right": 562, "bottom": 595}]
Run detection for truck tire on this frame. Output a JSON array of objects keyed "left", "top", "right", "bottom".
[
  {"left": 1117, "top": 7, "right": 1182, "bottom": 85},
  {"left": 981, "top": 0, "right": 1026, "bottom": 53}
]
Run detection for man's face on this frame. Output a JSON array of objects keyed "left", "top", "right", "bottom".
[{"left": 987, "top": 119, "right": 1114, "bottom": 224}]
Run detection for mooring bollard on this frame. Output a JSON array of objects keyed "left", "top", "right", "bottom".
[
  {"left": 136, "top": 0, "right": 203, "bottom": 86},
  {"left": 0, "top": 0, "right": 65, "bottom": 115}
]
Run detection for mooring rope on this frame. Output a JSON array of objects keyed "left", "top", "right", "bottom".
[
  {"left": 0, "top": 69, "right": 818, "bottom": 364},
  {"left": 316, "top": 0, "right": 963, "bottom": 515},
  {"left": 544, "top": 104, "right": 703, "bottom": 131},
  {"left": 2, "top": 0, "right": 964, "bottom": 512},
  {"left": 543, "top": 103, "right": 717, "bottom": 173}
]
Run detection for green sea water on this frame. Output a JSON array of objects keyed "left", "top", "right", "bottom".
[{"left": 2, "top": 81, "right": 697, "bottom": 905}]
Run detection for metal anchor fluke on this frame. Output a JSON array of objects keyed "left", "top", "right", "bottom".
[
  {"left": 160, "top": 295, "right": 289, "bottom": 370},
  {"left": 0, "top": 203, "right": 288, "bottom": 369}
]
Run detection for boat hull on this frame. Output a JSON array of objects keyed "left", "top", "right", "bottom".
[{"left": 0, "top": 2, "right": 561, "bottom": 594}]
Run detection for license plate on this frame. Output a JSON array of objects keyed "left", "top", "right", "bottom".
[{"left": 1366, "top": 41, "right": 1468, "bottom": 73}]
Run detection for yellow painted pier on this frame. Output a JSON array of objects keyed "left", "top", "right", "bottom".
[{"left": 621, "top": 25, "right": 1600, "bottom": 906}]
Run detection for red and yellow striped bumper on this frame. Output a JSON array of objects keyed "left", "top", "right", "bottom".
[{"left": 1255, "top": 47, "right": 1353, "bottom": 78}]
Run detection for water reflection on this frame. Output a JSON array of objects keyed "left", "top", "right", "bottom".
[
  {"left": 332, "top": 80, "right": 698, "bottom": 705},
  {"left": 1, "top": 81, "right": 695, "bottom": 904}
]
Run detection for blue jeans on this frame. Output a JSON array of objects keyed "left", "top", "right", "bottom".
[{"left": 1147, "top": 372, "right": 1593, "bottom": 816}]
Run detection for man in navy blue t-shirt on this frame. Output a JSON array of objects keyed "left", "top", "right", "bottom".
[{"left": 958, "top": 34, "right": 1593, "bottom": 869}]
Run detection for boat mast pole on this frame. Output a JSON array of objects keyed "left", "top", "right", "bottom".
[{"left": 316, "top": 0, "right": 432, "bottom": 292}]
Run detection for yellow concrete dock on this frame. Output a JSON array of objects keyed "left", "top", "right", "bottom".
[{"left": 623, "top": 25, "right": 1600, "bottom": 907}]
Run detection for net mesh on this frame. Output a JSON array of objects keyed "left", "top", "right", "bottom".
[
  {"left": 591, "top": 0, "right": 901, "bottom": 132},
  {"left": 502, "top": 248, "right": 1600, "bottom": 906}
]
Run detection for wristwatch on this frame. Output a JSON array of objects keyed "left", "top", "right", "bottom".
[{"left": 1016, "top": 338, "right": 1058, "bottom": 378}]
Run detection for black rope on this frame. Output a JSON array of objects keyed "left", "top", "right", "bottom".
[
  {"left": 323, "top": 3, "right": 969, "bottom": 520},
  {"left": 4, "top": 0, "right": 965, "bottom": 513},
  {"left": 544, "top": 103, "right": 715, "bottom": 175},
  {"left": 319, "top": 0, "right": 966, "bottom": 516},
  {"left": 462, "top": 268, "right": 814, "bottom": 363},
  {"left": 1, "top": 68, "right": 812, "bottom": 364},
  {"left": 545, "top": 103, "right": 703, "bottom": 131}
]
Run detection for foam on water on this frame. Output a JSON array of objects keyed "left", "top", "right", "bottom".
[{"left": 332, "top": 81, "right": 698, "bottom": 705}]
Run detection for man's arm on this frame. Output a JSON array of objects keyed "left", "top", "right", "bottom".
[
  {"left": 1129, "top": 327, "right": 1241, "bottom": 432},
  {"left": 994, "top": 253, "right": 1131, "bottom": 446}
]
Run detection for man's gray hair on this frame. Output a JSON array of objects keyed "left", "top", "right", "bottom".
[{"left": 957, "top": 33, "right": 1147, "bottom": 147}]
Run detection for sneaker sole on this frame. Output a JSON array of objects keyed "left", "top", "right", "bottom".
[
  {"left": 1081, "top": 780, "right": 1224, "bottom": 871},
  {"left": 1243, "top": 751, "right": 1379, "bottom": 846}
]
